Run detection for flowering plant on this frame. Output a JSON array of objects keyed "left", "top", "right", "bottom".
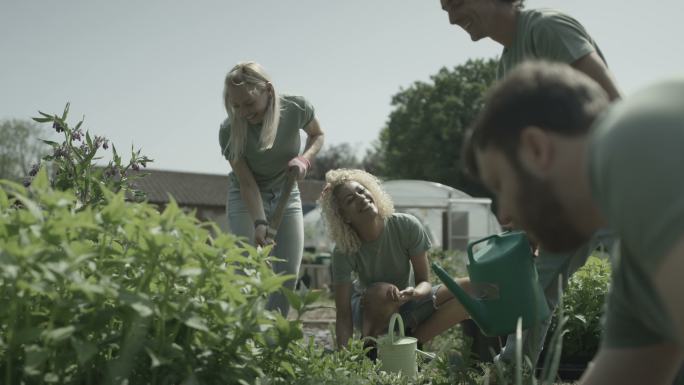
[{"left": 30, "top": 103, "right": 152, "bottom": 206}]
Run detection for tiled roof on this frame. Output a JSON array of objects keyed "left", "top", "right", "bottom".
[{"left": 132, "top": 169, "right": 324, "bottom": 207}]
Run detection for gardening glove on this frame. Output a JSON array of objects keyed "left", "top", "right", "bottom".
[{"left": 287, "top": 156, "right": 310, "bottom": 180}]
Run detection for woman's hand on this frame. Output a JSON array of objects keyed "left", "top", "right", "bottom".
[
  {"left": 399, "top": 286, "right": 416, "bottom": 301},
  {"left": 254, "top": 224, "right": 274, "bottom": 247},
  {"left": 287, "top": 156, "right": 310, "bottom": 180},
  {"left": 386, "top": 285, "right": 412, "bottom": 303}
]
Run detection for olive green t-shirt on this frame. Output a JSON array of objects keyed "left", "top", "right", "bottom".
[
  {"left": 218, "top": 94, "right": 315, "bottom": 191},
  {"left": 589, "top": 79, "right": 684, "bottom": 349},
  {"left": 498, "top": 8, "right": 605, "bottom": 79},
  {"left": 331, "top": 213, "right": 432, "bottom": 291}
]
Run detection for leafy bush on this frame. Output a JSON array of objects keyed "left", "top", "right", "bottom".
[
  {"left": 2, "top": 106, "right": 312, "bottom": 384},
  {"left": 0, "top": 170, "right": 310, "bottom": 384},
  {"left": 550, "top": 256, "right": 611, "bottom": 364}
]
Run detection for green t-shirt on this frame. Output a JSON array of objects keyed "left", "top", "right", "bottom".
[
  {"left": 589, "top": 79, "right": 684, "bottom": 349},
  {"left": 218, "top": 94, "right": 315, "bottom": 191},
  {"left": 331, "top": 213, "right": 432, "bottom": 290},
  {"left": 498, "top": 8, "right": 605, "bottom": 79}
]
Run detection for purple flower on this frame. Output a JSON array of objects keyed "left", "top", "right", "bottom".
[
  {"left": 23, "top": 178, "right": 31, "bottom": 187},
  {"left": 94, "top": 136, "right": 109, "bottom": 150},
  {"left": 53, "top": 145, "right": 67, "bottom": 158},
  {"left": 131, "top": 162, "right": 140, "bottom": 171},
  {"left": 29, "top": 163, "right": 40, "bottom": 177},
  {"left": 52, "top": 121, "right": 64, "bottom": 133},
  {"left": 72, "top": 128, "right": 83, "bottom": 141}
]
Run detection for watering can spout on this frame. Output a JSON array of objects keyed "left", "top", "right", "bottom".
[{"left": 431, "top": 262, "right": 486, "bottom": 323}]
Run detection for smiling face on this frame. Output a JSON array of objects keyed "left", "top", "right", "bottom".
[
  {"left": 440, "top": 0, "right": 497, "bottom": 41},
  {"left": 227, "top": 83, "right": 271, "bottom": 125},
  {"left": 334, "top": 181, "right": 380, "bottom": 229},
  {"left": 476, "top": 146, "right": 589, "bottom": 253}
]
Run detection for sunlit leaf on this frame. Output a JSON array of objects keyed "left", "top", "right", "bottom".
[
  {"left": 183, "top": 315, "right": 209, "bottom": 332},
  {"left": 43, "top": 326, "right": 76, "bottom": 343}
]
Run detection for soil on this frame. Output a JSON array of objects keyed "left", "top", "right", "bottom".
[{"left": 288, "top": 305, "right": 336, "bottom": 350}]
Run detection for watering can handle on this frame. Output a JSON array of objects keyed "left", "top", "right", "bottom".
[
  {"left": 388, "top": 313, "right": 405, "bottom": 343},
  {"left": 466, "top": 233, "right": 501, "bottom": 265}
]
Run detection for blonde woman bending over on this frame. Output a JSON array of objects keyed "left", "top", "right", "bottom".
[
  {"left": 319, "top": 169, "right": 469, "bottom": 351},
  {"left": 220, "top": 61, "right": 324, "bottom": 316}
]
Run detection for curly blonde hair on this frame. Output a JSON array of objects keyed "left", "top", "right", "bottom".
[{"left": 318, "top": 169, "right": 394, "bottom": 254}]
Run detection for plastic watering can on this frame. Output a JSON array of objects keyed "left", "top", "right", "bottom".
[
  {"left": 432, "top": 231, "right": 550, "bottom": 337},
  {"left": 364, "top": 313, "right": 435, "bottom": 378}
]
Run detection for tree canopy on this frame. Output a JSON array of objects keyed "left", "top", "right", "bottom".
[{"left": 377, "top": 58, "right": 497, "bottom": 196}]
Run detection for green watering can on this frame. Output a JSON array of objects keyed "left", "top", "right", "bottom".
[
  {"left": 432, "top": 231, "right": 550, "bottom": 337},
  {"left": 365, "top": 313, "right": 435, "bottom": 378}
]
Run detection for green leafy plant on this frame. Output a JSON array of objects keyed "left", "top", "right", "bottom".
[
  {"left": 30, "top": 103, "right": 152, "bottom": 206},
  {"left": 0, "top": 167, "right": 307, "bottom": 384},
  {"left": 550, "top": 256, "right": 610, "bottom": 364}
]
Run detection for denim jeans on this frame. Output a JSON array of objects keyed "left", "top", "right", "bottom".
[{"left": 227, "top": 184, "right": 303, "bottom": 317}]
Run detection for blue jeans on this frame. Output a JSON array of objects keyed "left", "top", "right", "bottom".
[{"left": 227, "top": 184, "right": 303, "bottom": 317}]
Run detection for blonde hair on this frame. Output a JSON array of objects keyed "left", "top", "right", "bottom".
[
  {"left": 319, "top": 169, "right": 394, "bottom": 254},
  {"left": 223, "top": 61, "right": 281, "bottom": 162}
]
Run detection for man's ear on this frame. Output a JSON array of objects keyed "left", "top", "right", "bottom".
[{"left": 518, "top": 126, "right": 554, "bottom": 178}]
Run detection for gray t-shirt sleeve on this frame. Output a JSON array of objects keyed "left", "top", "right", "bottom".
[
  {"left": 589, "top": 81, "right": 684, "bottom": 348},
  {"left": 530, "top": 13, "right": 596, "bottom": 64},
  {"left": 399, "top": 214, "right": 432, "bottom": 256},
  {"left": 331, "top": 247, "right": 354, "bottom": 284},
  {"left": 590, "top": 85, "right": 684, "bottom": 271},
  {"left": 286, "top": 95, "right": 315, "bottom": 128}
]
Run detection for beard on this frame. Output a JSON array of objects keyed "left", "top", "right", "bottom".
[{"left": 514, "top": 166, "right": 589, "bottom": 253}]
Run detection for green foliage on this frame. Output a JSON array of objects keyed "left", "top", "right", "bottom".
[
  {"left": 0, "top": 119, "right": 51, "bottom": 181},
  {"left": 378, "top": 58, "right": 497, "bottom": 194},
  {"left": 277, "top": 338, "right": 488, "bottom": 385},
  {"left": 0, "top": 170, "right": 304, "bottom": 385},
  {"left": 309, "top": 143, "right": 363, "bottom": 180},
  {"left": 551, "top": 256, "right": 610, "bottom": 363},
  {"left": 30, "top": 103, "right": 152, "bottom": 206},
  {"left": 429, "top": 249, "right": 469, "bottom": 282}
]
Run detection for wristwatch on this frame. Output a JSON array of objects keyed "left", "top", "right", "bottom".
[{"left": 254, "top": 219, "right": 269, "bottom": 229}]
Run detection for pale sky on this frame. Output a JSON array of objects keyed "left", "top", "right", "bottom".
[{"left": 2, "top": 0, "right": 683, "bottom": 176}]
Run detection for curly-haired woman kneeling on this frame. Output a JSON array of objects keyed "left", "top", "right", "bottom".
[{"left": 319, "top": 169, "right": 469, "bottom": 350}]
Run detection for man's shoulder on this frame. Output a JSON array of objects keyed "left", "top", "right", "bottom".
[
  {"left": 523, "top": 8, "right": 584, "bottom": 29},
  {"left": 523, "top": 8, "right": 576, "bottom": 23}
]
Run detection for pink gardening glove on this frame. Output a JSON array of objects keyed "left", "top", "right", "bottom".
[{"left": 287, "top": 156, "right": 310, "bottom": 180}]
